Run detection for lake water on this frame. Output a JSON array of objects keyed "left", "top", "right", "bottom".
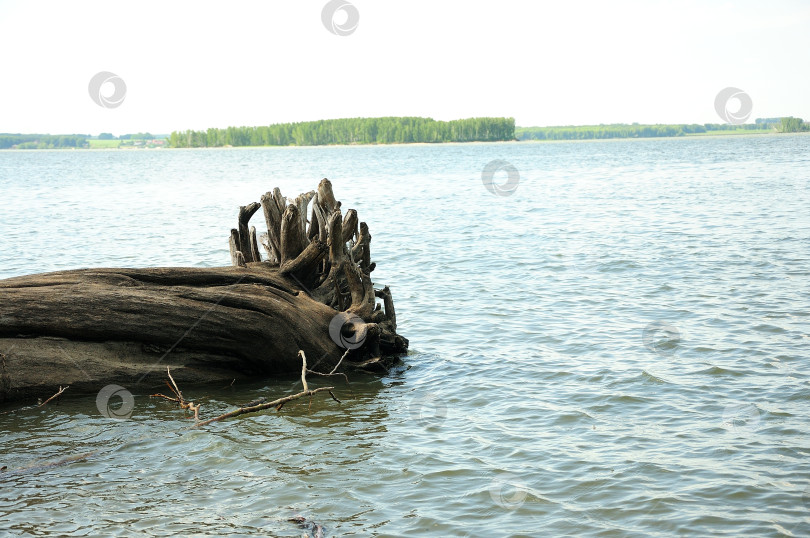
[{"left": 0, "top": 135, "right": 809, "bottom": 536}]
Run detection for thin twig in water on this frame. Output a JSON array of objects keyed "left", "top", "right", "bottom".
[
  {"left": 149, "top": 351, "right": 340, "bottom": 427},
  {"left": 38, "top": 386, "right": 69, "bottom": 407},
  {"left": 150, "top": 367, "right": 200, "bottom": 420},
  {"left": 331, "top": 348, "right": 350, "bottom": 374},
  {"left": 194, "top": 350, "right": 337, "bottom": 427},
  {"left": 305, "top": 348, "right": 351, "bottom": 385},
  {"left": 150, "top": 393, "right": 180, "bottom": 403},
  {"left": 167, "top": 368, "right": 184, "bottom": 401},
  {"left": 0, "top": 385, "right": 69, "bottom": 416},
  {"left": 194, "top": 385, "right": 335, "bottom": 427},
  {"left": 300, "top": 350, "right": 309, "bottom": 392}
]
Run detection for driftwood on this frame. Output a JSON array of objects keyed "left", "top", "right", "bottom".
[{"left": 0, "top": 179, "right": 407, "bottom": 403}]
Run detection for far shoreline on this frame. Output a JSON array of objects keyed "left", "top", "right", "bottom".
[{"left": 1, "top": 130, "right": 807, "bottom": 151}]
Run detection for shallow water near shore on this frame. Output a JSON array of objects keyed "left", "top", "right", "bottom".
[{"left": 1, "top": 135, "right": 809, "bottom": 536}]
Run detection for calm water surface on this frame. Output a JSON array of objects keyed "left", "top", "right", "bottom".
[{"left": 0, "top": 135, "right": 809, "bottom": 536}]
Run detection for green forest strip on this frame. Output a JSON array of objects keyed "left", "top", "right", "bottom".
[
  {"left": 0, "top": 132, "right": 160, "bottom": 149},
  {"left": 167, "top": 117, "right": 515, "bottom": 147},
  {"left": 0, "top": 134, "right": 87, "bottom": 149},
  {"left": 2, "top": 117, "right": 807, "bottom": 149},
  {"left": 516, "top": 117, "right": 808, "bottom": 141}
]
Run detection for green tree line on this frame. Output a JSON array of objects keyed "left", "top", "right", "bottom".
[
  {"left": 119, "top": 132, "right": 156, "bottom": 140},
  {"left": 777, "top": 117, "right": 809, "bottom": 133},
  {"left": 515, "top": 121, "right": 778, "bottom": 141},
  {"left": 169, "top": 117, "right": 515, "bottom": 148},
  {"left": 0, "top": 134, "right": 88, "bottom": 149}
]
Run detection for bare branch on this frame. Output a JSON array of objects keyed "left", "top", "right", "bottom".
[
  {"left": 194, "top": 350, "right": 339, "bottom": 427},
  {"left": 38, "top": 385, "right": 68, "bottom": 407},
  {"left": 331, "top": 348, "right": 350, "bottom": 375},
  {"left": 299, "top": 350, "right": 309, "bottom": 392},
  {"left": 0, "top": 385, "right": 69, "bottom": 416},
  {"left": 150, "top": 367, "right": 200, "bottom": 420},
  {"left": 195, "top": 386, "right": 335, "bottom": 427},
  {"left": 167, "top": 366, "right": 183, "bottom": 401}
]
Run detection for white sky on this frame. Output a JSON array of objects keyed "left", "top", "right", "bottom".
[{"left": 0, "top": 0, "right": 808, "bottom": 135}]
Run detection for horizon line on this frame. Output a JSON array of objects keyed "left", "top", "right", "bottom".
[{"left": 2, "top": 114, "right": 805, "bottom": 138}]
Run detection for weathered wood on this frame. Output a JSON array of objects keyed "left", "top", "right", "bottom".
[
  {"left": 375, "top": 285, "right": 397, "bottom": 330},
  {"left": 342, "top": 209, "right": 358, "bottom": 244},
  {"left": 312, "top": 209, "right": 347, "bottom": 308},
  {"left": 0, "top": 266, "right": 348, "bottom": 401},
  {"left": 352, "top": 221, "right": 372, "bottom": 271},
  {"left": 279, "top": 238, "right": 327, "bottom": 284},
  {"left": 314, "top": 179, "right": 337, "bottom": 257},
  {"left": 258, "top": 232, "right": 274, "bottom": 263},
  {"left": 308, "top": 201, "right": 320, "bottom": 241},
  {"left": 317, "top": 178, "right": 337, "bottom": 213},
  {"left": 280, "top": 204, "right": 307, "bottom": 266},
  {"left": 229, "top": 229, "right": 241, "bottom": 266},
  {"left": 326, "top": 210, "right": 345, "bottom": 264},
  {"left": 312, "top": 196, "right": 329, "bottom": 243},
  {"left": 0, "top": 180, "right": 408, "bottom": 403},
  {"left": 260, "top": 188, "right": 286, "bottom": 264},
  {"left": 237, "top": 203, "right": 261, "bottom": 263},
  {"left": 343, "top": 260, "right": 373, "bottom": 317},
  {"left": 249, "top": 226, "right": 262, "bottom": 263},
  {"left": 292, "top": 191, "right": 315, "bottom": 242}
]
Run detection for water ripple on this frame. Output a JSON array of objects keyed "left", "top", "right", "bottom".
[{"left": 1, "top": 136, "right": 810, "bottom": 535}]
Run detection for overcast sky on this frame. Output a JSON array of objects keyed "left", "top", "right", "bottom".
[{"left": 0, "top": 0, "right": 808, "bottom": 135}]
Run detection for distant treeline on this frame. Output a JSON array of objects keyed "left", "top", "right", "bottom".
[
  {"left": 775, "top": 117, "right": 809, "bottom": 133},
  {"left": 0, "top": 133, "right": 87, "bottom": 149},
  {"left": 98, "top": 132, "right": 157, "bottom": 140},
  {"left": 4, "top": 116, "right": 806, "bottom": 150},
  {"left": 517, "top": 123, "right": 762, "bottom": 140},
  {"left": 515, "top": 118, "right": 807, "bottom": 140},
  {"left": 168, "top": 117, "right": 516, "bottom": 147}
]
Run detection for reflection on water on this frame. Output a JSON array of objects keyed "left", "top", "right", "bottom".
[{"left": 1, "top": 135, "right": 810, "bottom": 535}]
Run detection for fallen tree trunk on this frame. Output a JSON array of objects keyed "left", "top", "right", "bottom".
[{"left": 0, "top": 179, "right": 407, "bottom": 403}]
